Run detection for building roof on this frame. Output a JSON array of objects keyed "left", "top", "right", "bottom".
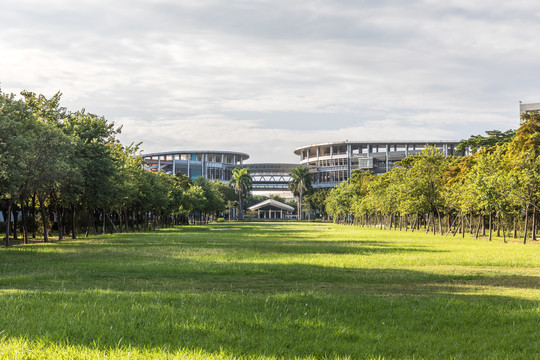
[
  {"left": 142, "top": 150, "right": 249, "bottom": 160},
  {"left": 248, "top": 199, "right": 294, "bottom": 212},
  {"left": 294, "top": 140, "right": 461, "bottom": 155}
]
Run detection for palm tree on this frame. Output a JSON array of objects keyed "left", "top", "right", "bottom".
[
  {"left": 230, "top": 167, "right": 252, "bottom": 220},
  {"left": 289, "top": 166, "right": 312, "bottom": 220}
]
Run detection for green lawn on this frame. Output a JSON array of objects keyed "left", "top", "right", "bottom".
[{"left": 0, "top": 222, "right": 539, "bottom": 359}]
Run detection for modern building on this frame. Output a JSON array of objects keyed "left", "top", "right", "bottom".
[
  {"left": 247, "top": 199, "right": 295, "bottom": 219},
  {"left": 142, "top": 140, "right": 462, "bottom": 191},
  {"left": 294, "top": 140, "right": 461, "bottom": 189},
  {"left": 142, "top": 150, "right": 249, "bottom": 182}
]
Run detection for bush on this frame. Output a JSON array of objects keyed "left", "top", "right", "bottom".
[
  {"left": 217, "top": 218, "right": 225, "bottom": 223},
  {"left": 245, "top": 211, "right": 258, "bottom": 218}
]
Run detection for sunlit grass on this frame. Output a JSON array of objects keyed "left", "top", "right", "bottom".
[{"left": 0, "top": 222, "right": 539, "bottom": 359}]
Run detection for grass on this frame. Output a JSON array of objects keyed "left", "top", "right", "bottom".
[{"left": 0, "top": 222, "right": 539, "bottom": 359}]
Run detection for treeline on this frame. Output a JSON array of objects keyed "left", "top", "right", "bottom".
[
  {"left": 319, "top": 114, "right": 540, "bottom": 244},
  {"left": 0, "top": 90, "right": 239, "bottom": 246}
]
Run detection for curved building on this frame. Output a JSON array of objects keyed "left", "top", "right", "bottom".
[
  {"left": 142, "top": 150, "right": 249, "bottom": 181},
  {"left": 294, "top": 140, "right": 460, "bottom": 188}
]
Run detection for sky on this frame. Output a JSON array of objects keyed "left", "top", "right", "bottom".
[{"left": 2, "top": 0, "right": 540, "bottom": 163}]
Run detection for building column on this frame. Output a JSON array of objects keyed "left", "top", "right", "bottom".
[
  {"left": 405, "top": 144, "right": 409, "bottom": 157},
  {"left": 385, "top": 144, "right": 389, "bottom": 172},
  {"left": 347, "top": 144, "right": 352, "bottom": 180},
  {"left": 158, "top": 157, "right": 161, "bottom": 172},
  {"left": 172, "top": 155, "right": 176, "bottom": 174},
  {"left": 187, "top": 157, "right": 190, "bottom": 178}
]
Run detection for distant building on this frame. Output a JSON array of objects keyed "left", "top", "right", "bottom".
[
  {"left": 142, "top": 150, "right": 249, "bottom": 182},
  {"left": 520, "top": 102, "right": 540, "bottom": 123},
  {"left": 240, "top": 163, "right": 297, "bottom": 199},
  {"left": 142, "top": 140, "right": 461, "bottom": 193},
  {"left": 294, "top": 140, "right": 460, "bottom": 189}
]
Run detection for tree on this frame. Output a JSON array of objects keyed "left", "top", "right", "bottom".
[
  {"left": 230, "top": 168, "right": 252, "bottom": 220},
  {"left": 0, "top": 92, "right": 35, "bottom": 245},
  {"left": 306, "top": 189, "right": 330, "bottom": 220},
  {"left": 288, "top": 166, "right": 312, "bottom": 220},
  {"left": 397, "top": 146, "right": 450, "bottom": 235},
  {"left": 470, "top": 145, "right": 514, "bottom": 241},
  {"left": 508, "top": 112, "right": 540, "bottom": 243},
  {"left": 456, "top": 129, "right": 516, "bottom": 154}
]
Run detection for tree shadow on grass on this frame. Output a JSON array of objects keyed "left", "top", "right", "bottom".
[
  {"left": 0, "top": 266, "right": 538, "bottom": 360},
  {"left": 1, "top": 224, "right": 539, "bottom": 358}
]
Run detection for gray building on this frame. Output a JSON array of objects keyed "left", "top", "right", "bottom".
[
  {"left": 520, "top": 102, "right": 540, "bottom": 123},
  {"left": 294, "top": 140, "right": 461, "bottom": 189},
  {"left": 142, "top": 150, "right": 249, "bottom": 182},
  {"left": 142, "top": 151, "right": 296, "bottom": 198}
]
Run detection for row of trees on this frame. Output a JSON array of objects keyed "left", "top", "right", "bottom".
[
  {"left": 0, "top": 90, "right": 253, "bottom": 246},
  {"left": 320, "top": 114, "right": 540, "bottom": 243}
]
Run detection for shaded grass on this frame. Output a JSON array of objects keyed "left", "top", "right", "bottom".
[{"left": 0, "top": 222, "right": 539, "bottom": 359}]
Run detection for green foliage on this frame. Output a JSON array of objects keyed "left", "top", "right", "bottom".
[
  {"left": 230, "top": 168, "right": 252, "bottom": 220},
  {"left": 456, "top": 129, "right": 516, "bottom": 153},
  {"left": 288, "top": 166, "right": 312, "bottom": 220},
  {"left": 0, "top": 89, "right": 242, "bottom": 241}
]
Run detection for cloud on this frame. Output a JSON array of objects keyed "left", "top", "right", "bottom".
[{"left": 1, "top": 0, "right": 539, "bottom": 163}]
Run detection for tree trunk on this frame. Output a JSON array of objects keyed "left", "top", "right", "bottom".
[
  {"left": 298, "top": 188, "right": 303, "bottom": 221},
  {"left": 432, "top": 212, "right": 436, "bottom": 235},
  {"left": 5, "top": 199, "right": 13, "bottom": 247},
  {"left": 38, "top": 196, "right": 48, "bottom": 243},
  {"left": 238, "top": 191, "right": 244, "bottom": 221},
  {"left": 102, "top": 210, "right": 106, "bottom": 235},
  {"left": 452, "top": 215, "right": 462, "bottom": 237},
  {"left": 496, "top": 212, "right": 501, "bottom": 238},
  {"left": 462, "top": 213, "right": 465, "bottom": 238},
  {"left": 57, "top": 206, "right": 63, "bottom": 241},
  {"left": 437, "top": 210, "right": 442, "bottom": 235},
  {"left": 446, "top": 213, "right": 459, "bottom": 236},
  {"left": 500, "top": 213, "right": 507, "bottom": 243},
  {"left": 532, "top": 207, "right": 537, "bottom": 241},
  {"left": 523, "top": 203, "right": 529, "bottom": 244},
  {"left": 488, "top": 212, "right": 492, "bottom": 241},
  {"left": 12, "top": 203, "right": 18, "bottom": 241},
  {"left": 475, "top": 214, "right": 481, "bottom": 239},
  {"left": 71, "top": 205, "right": 77, "bottom": 239},
  {"left": 21, "top": 201, "right": 29, "bottom": 244},
  {"left": 32, "top": 193, "right": 37, "bottom": 239},
  {"left": 425, "top": 213, "right": 431, "bottom": 234}
]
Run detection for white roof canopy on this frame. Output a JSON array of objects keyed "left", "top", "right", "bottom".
[{"left": 248, "top": 199, "right": 294, "bottom": 212}]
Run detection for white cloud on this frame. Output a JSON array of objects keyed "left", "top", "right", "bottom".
[{"left": 1, "top": 0, "right": 539, "bottom": 163}]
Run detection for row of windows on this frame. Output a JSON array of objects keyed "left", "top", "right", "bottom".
[
  {"left": 313, "top": 170, "right": 349, "bottom": 184},
  {"left": 316, "top": 158, "right": 348, "bottom": 167},
  {"left": 301, "top": 144, "right": 456, "bottom": 160},
  {"left": 144, "top": 154, "right": 241, "bottom": 164}
]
